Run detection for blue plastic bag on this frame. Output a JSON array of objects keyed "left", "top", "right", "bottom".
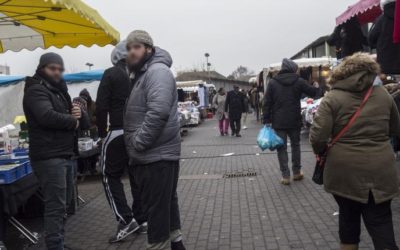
[{"left": 257, "top": 126, "right": 284, "bottom": 151}]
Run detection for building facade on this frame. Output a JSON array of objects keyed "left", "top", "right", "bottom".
[{"left": 291, "top": 36, "right": 337, "bottom": 60}]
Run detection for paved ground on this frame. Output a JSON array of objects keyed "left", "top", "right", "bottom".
[{"left": 20, "top": 116, "right": 400, "bottom": 249}]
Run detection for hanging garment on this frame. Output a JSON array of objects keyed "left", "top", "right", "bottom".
[{"left": 394, "top": 0, "right": 400, "bottom": 43}]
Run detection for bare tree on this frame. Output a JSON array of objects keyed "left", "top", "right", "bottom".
[{"left": 227, "top": 66, "right": 254, "bottom": 80}]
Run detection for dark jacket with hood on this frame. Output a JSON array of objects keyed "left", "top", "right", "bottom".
[
  {"left": 224, "top": 90, "right": 245, "bottom": 120},
  {"left": 23, "top": 73, "right": 88, "bottom": 161},
  {"left": 96, "top": 41, "right": 131, "bottom": 138},
  {"left": 369, "top": 2, "right": 400, "bottom": 74},
  {"left": 124, "top": 47, "right": 181, "bottom": 164},
  {"left": 310, "top": 53, "right": 400, "bottom": 204},
  {"left": 79, "top": 88, "right": 96, "bottom": 129},
  {"left": 263, "top": 66, "right": 318, "bottom": 129}
]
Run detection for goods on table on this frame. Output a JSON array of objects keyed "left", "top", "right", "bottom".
[
  {"left": 78, "top": 138, "right": 94, "bottom": 151},
  {"left": 178, "top": 101, "right": 201, "bottom": 126},
  {"left": 301, "top": 98, "right": 322, "bottom": 127},
  {"left": 0, "top": 148, "right": 31, "bottom": 184}
]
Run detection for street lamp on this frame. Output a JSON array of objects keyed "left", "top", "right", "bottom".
[
  {"left": 204, "top": 53, "right": 210, "bottom": 82},
  {"left": 85, "top": 62, "right": 94, "bottom": 71}
]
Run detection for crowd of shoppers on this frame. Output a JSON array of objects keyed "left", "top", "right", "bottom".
[{"left": 20, "top": 2, "right": 400, "bottom": 247}]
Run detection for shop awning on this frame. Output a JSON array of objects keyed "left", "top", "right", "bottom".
[
  {"left": 0, "top": 0, "right": 120, "bottom": 53},
  {"left": 336, "top": 0, "right": 382, "bottom": 26},
  {"left": 0, "top": 69, "right": 104, "bottom": 86}
]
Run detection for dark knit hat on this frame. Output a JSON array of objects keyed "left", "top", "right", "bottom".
[
  {"left": 126, "top": 30, "right": 154, "bottom": 47},
  {"left": 281, "top": 58, "right": 298, "bottom": 73},
  {"left": 37, "top": 52, "right": 64, "bottom": 70}
]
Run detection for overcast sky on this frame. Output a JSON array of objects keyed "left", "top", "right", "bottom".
[{"left": 0, "top": 0, "right": 355, "bottom": 76}]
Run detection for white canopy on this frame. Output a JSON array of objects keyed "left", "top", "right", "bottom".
[
  {"left": 0, "top": 80, "right": 100, "bottom": 128},
  {"left": 176, "top": 80, "right": 215, "bottom": 92},
  {"left": 267, "top": 57, "right": 337, "bottom": 72}
]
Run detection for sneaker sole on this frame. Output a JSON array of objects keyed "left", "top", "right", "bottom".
[{"left": 109, "top": 225, "right": 140, "bottom": 243}]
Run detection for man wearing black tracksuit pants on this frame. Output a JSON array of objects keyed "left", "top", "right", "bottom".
[{"left": 96, "top": 40, "right": 146, "bottom": 243}]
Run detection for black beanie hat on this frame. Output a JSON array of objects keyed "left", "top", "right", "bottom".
[{"left": 37, "top": 52, "right": 64, "bottom": 70}]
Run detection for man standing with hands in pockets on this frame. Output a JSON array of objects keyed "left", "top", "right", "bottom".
[{"left": 23, "top": 52, "right": 88, "bottom": 250}]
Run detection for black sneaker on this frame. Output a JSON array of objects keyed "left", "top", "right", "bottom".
[
  {"left": 236, "top": 134, "right": 242, "bottom": 137},
  {"left": 109, "top": 219, "right": 140, "bottom": 243},
  {"left": 0, "top": 241, "right": 7, "bottom": 250},
  {"left": 136, "top": 222, "right": 148, "bottom": 234},
  {"left": 171, "top": 241, "right": 186, "bottom": 250}
]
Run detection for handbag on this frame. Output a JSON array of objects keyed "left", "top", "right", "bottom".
[{"left": 312, "top": 86, "right": 374, "bottom": 185}]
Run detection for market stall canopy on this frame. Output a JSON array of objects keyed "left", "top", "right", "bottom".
[
  {"left": 0, "top": 0, "right": 120, "bottom": 53},
  {"left": 0, "top": 70, "right": 104, "bottom": 127},
  {"left": 0, "top": 69, "right": 104, "bottom": 85},
  {"left": 336, "top": 0, "right": 382, "bottom": 26},
  {"left": 176, "top": 80, "right": 216, "bottom": 92},
  {"left": 267, "top": 57, "right": 337, "bottom": 72}
]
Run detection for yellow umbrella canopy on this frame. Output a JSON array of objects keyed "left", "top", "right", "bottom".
[{"left": 0, "top": 0, "right": 120, "bottom": 53}]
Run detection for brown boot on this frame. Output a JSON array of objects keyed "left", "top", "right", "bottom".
[
  {"left": 293, "top": 172, "right": 304, "bottom": 181},
  {"left": 340, "top": 244, "right": 358, "bottom": 250},
  {"left": 280, "top": 178, "right": 291, "bottom": 185}
]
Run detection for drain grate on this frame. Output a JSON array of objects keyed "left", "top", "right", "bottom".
[
  {"left": 223, "top": 168, "right": 258, "bottom": 178},
  {"left": 179, "top": 174, "right": 222, "bottom": 180}
]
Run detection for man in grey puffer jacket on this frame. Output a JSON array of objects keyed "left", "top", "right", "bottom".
[{"left": 124, "top": 30, "right": 185, "bottom": 250}]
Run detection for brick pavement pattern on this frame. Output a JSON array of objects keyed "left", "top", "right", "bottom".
[{"left": 32, "top": 117, "right": 400, "bottom": 250}]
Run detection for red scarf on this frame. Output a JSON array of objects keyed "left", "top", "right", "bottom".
[{"left": 395, "top": 0, "right": 400, "bottom": 43}]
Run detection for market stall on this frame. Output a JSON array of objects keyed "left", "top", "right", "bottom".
[
  {"left": 0, "top": 71, "right": 103, "bottom": 128},
  {"left": 0, "top": 0, "right": 119, "bottom": 247},
  {"left": 263, "top": 57, "right": 337, "bottom": 128},
  {"left": 177, "top": 80, "right": 216, "bottom": 122},
  {"left": 264, "top": 57, "right": 337, "bottom": 92},
  {"left": 336, "top": 0, "right": 382, "bottom": 26}
]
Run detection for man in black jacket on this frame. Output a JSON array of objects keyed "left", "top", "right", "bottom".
[
  {"left": 96, "top": 40, "right": 145, "bottom": 243},
  {"left": 225, "top": 85, "right": 245, "bottom": 137},
  {"left": 23, "top": 52, "right": 88, "bottom": 250},
  {"left": 369, "top": 0, "right": 400, "bottom": 75},
  {"left": 263, "top": 58, "right": 318, "bottom": 185}
]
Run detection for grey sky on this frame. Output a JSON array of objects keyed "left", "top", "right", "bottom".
[{"left": 0, "top": 0, "right": 355, "bottom": 76}]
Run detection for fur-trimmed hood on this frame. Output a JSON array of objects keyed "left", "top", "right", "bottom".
[{"left": 329, "top": 53, "right": 380, "bottom": 92}]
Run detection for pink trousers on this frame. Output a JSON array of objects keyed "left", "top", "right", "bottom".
[{"left": 218, "top": 117, "right": 229, "bottom": 134}]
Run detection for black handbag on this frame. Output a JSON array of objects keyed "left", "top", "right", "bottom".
[{"left": 312, "top": 86, "right": 373, "bottom": 185}]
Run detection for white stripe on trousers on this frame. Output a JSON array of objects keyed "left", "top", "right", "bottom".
[{"left": 101, "top": 129, "right": 127, "bottom": 224}]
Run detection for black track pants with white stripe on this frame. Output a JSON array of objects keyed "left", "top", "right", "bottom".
[{"left": 101, "top": 130, "right": 145, "bottom": 225}]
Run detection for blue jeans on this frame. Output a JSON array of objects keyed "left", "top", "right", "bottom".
[{"left": 31, "top": 158, "right": 73, "bottom": 250}]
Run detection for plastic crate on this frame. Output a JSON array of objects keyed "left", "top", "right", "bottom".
[{"left": 0, "top": 160, "right": 31, "bottom": 184}]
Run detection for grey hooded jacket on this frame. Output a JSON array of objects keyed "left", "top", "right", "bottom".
[{"left": 124, "top": 47, "right": 181, "bottom": 164}]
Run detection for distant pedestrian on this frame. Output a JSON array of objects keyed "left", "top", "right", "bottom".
[
  {"left": 96, "top": 40, "right": 146, "bottom": 243},
  {"left": 124, "top": 30, "right": 186, "bottom": 250},
  {"left": 212, "top": 88, "right": 229, "bottom": 136},
  {"left": 225, "top": 85, "right": 245, "bottom": 137},
  {"left": 310, "top": 53, "right": 400, "bottom": 250},
  {"left": 241, "top": 89, "right": 250, "bottom": 130},
  {"left": 79, "top": 88, "right": 97, "bottom": 138},
  {"left": 263, "top": 58, "right": 318, "bottom": 185}
]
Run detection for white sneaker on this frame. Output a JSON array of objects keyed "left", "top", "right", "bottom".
[{"left": 243, "top": 126, "right": 247, "bottom": 130}]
